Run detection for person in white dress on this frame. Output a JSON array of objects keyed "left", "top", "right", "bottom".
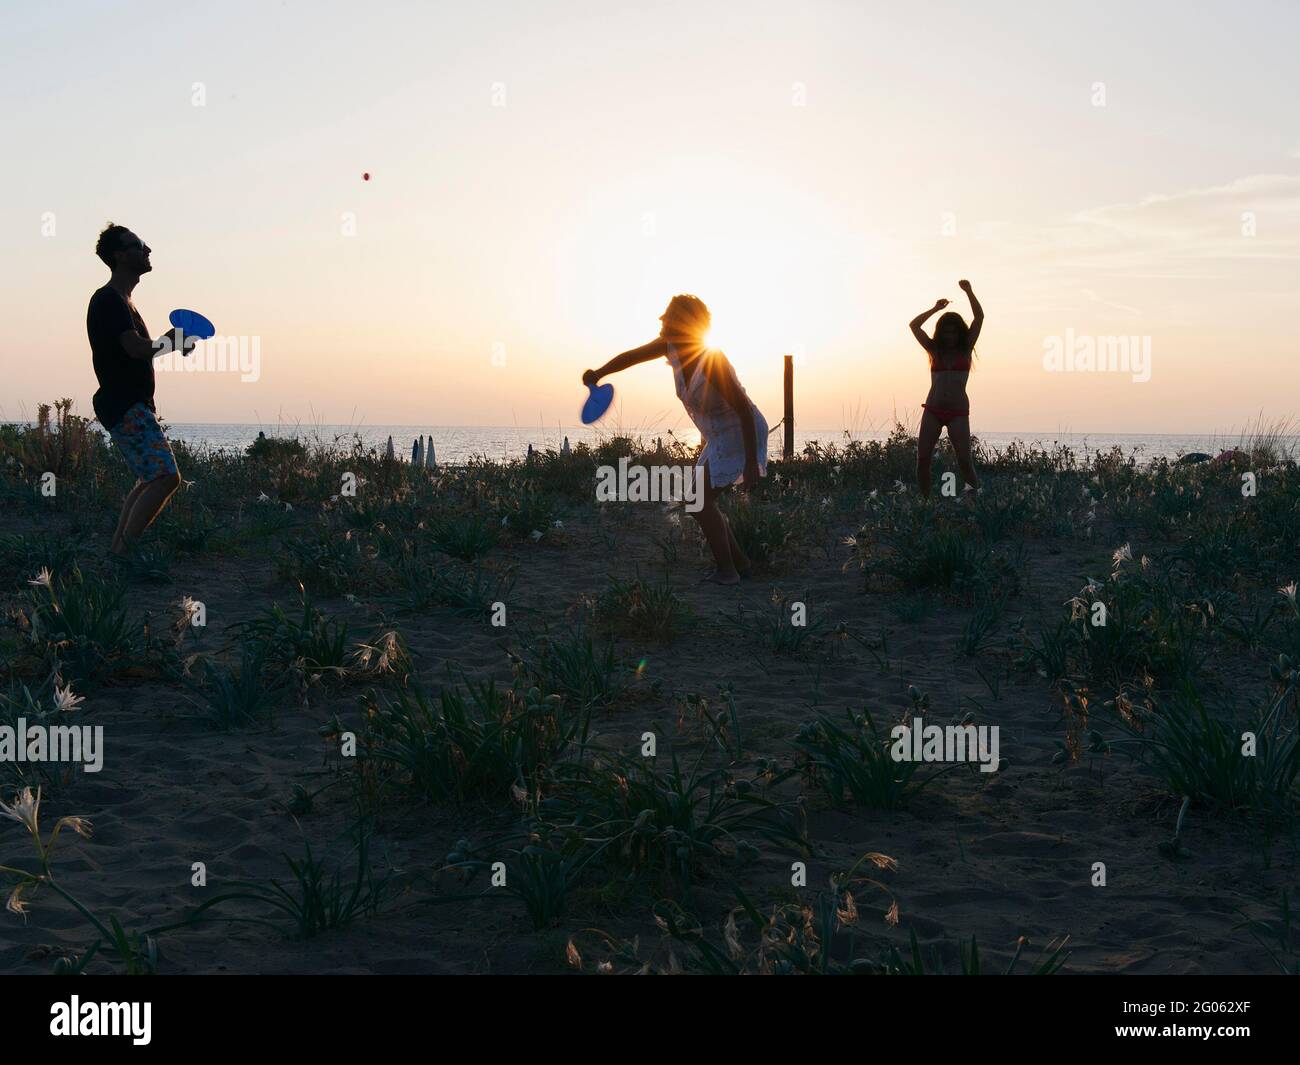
[{"left": 583, "top": 294, "right": 768, "bottom": 585}]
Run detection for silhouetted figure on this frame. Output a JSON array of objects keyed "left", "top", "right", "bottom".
[
  {"left": 88, "top": 224, "right": 194, "bottom": 556},
  {"left": 583, "top": 294, "right": 767, "bottom": 585},
  {"left": 909, "top": 279, "right": 983, "bottom": 497}
]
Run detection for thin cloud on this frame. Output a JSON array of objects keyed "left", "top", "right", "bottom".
[
  {"left": 977, "top": 172, "right": 1300, "bottom": 292},
  {"left": 1063, "top": 173, "right": 1300, "bottom": 263}
]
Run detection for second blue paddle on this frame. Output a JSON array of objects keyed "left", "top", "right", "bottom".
[{"left": 581, "top": 382, "right": 614, "bottom": 425}]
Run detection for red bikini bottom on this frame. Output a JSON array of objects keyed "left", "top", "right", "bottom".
[{"left": 922, "top": 402, "right": 970, "bottom": 428}]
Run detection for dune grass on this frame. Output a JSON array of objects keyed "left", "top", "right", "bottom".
[{"left": 1, "top": 402, "right": 1297, "bottom": 972}]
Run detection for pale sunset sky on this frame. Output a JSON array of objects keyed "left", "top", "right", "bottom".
[{"left": 1, "top": 0, "right": 1297, "bottom": 435}]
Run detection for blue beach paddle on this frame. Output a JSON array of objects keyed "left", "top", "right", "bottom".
[
  {"left": 581, "top": 382, "right": 614, "bottom": 425},
  {"left": 169, "top": 308, "right": 216, "bottom": 341}
]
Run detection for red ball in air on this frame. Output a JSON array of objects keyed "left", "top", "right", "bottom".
[{"left": 363, "top": 172, "right": 370, "bottom": 181}]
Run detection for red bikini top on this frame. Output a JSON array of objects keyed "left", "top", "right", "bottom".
[{"left": 930, "top": 356, "right": 972, "bottom": 373}]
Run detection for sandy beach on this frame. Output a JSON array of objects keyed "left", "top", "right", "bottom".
[{"left": 2, "top": 414, "right": 1295, "bottom": 974}]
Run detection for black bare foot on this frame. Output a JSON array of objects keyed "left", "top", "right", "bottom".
[
  {"left": 108, "top": 544, "right": 142, "bottom": 574},
  {"left": 699, "top": 568, "right": 741, "bottom": 586}
]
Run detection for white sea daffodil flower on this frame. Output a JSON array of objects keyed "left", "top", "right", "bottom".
[
  {"left": 7, "top": 883, "right": 30, "bottom": 915},
  {"left": 1280, "top": 582, "right": 1298, "bottom": 614},
  {"left": 53, "top": 684, "right": 84, "bottom": 713},
  {"left": 28, "top": 568, "right": 52, "bottom": 588},
  {"left": 64, "top": 816, "right": 93, "bottom": 838},
  {"left": 0, "top": 787, "right": 40, "bottom": 835}
]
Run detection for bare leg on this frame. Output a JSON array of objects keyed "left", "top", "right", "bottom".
[
  {"left": 120, "top": 472, "right": 182, "bottom": 547},
  {"left": 110, "top": 481, "right": 148, "bottom": 554},
  {"left": 689, "top": 468, "right": 740, "bottom": 584},
  {"left": 692, "top": 502, "right": 740, "bottom": 583},
  {"left": 723, "top": 513, "right": 750, "bottom": 573},
  {"left": 916, "top": 410, "right": 943, "bottom": 497},
  {"left": 946, "top": 416, "right": 980, "bottom": 491}
]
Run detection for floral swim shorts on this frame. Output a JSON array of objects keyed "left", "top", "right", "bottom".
[{"left": 108, "top": 402, "right": 178, "bottom": 483}]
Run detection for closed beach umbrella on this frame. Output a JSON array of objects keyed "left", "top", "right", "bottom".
[
  {"left": 425, "top": 441, "right": 436, "bottom": 469},
  {"left": 385, "top": 435, "right": 395, "bottom": 461},
  {"left": 562, "top": 436, "right": 570, "bottom": 456}
]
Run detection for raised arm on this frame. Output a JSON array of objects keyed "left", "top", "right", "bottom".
[
  {"left": 583, "top": 339, "right": 669, "bottom": 386},
  {"left": 959, "top": 280, "right": 983, "bottom": 348},
  {"left": 909, "top": 299, "right": 948, "bottom": 354}
]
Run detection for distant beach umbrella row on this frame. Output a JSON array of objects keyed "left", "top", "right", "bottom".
[
  {"left": 379, "top": 434, "right": 579, "bottom": 466},
  {"left": 383, "top": 434, "right": 438, "bottom": 468}
]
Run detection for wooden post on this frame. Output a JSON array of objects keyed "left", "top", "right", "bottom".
[{"left": 783, "top": 354, "right": 794, "bottom": 461}]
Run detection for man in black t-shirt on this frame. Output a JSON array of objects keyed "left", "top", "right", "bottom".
[{"left": 88, "top": 224, "right": 195, "bottom": 556}]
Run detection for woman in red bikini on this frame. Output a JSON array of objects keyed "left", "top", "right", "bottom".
[{"left": 909, "top": 279, "right": 982, "bottom": 496}]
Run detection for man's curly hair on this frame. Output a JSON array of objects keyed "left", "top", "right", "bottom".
[{"left": 95, "top": 223, "right": 132, "bottom": 268}]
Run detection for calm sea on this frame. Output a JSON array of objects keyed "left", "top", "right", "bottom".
[
  {"left": 5, "top": 420, "right": 1294, "bottom": 464},
  {"left": 34, "top": 422, "right": 1298, "bottom": 464}
]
